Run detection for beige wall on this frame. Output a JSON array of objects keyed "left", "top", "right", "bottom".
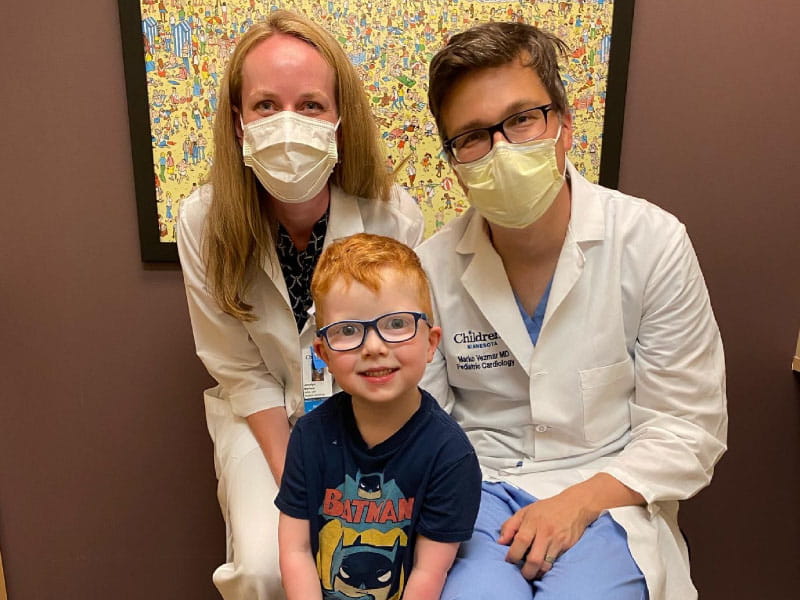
[{"left": 1, "top": 1, "right": 797, "bottom": 598}]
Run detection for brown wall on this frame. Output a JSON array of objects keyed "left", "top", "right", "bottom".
[
  {"left": 1, "top": 1, "right": 797, "bottom": 598},
  {"left": 619, "top": 1, "right": 800, "bottom": 596}
]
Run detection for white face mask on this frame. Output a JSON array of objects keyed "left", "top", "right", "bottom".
[
  {"left": 241, "top": 111, "right": 339, "bottom": 204},
  {"left": 452, "top": 126, "right": 565, "bottom": 229}
]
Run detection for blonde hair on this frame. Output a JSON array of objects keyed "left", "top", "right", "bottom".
[
  {"left": 205, "top": 10, "right": 392, "bottom": 320},
  {"left": 311, "top": 234, "right": 434, "bottom": 329}
]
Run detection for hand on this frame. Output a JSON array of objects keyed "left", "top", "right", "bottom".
[{"left": 497, "top": 489, "right": 596, "bottom": 580}]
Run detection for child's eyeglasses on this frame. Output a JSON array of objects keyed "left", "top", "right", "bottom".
[{"left": 316, "top": 311, "right": 429, "bottom": 352}]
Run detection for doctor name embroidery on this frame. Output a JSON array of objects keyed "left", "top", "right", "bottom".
[{"left": 452, "top": 330, "right": 515, "bottom": 370}]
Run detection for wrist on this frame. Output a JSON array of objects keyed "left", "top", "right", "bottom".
[{"left": 564, "top": 473, "right": 645, "bottom": 519}]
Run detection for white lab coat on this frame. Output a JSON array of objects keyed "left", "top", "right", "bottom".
[
  {"left": 417, "top": 163, "right": 727, "bottom": 600},
  {"left": 177, "top": 183, "right": 424, "bottom": 599}
]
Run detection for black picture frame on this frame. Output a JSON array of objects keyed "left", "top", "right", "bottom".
[
  {"left": 118, "top": 1, "right": 635, "bottom": 263},
  {"left": 118, "top": 0, "right": 176, "bottom": 262}
]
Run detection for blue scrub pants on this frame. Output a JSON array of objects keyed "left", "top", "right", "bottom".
[{"left": 441, "top": 482, "right": 648, "bottom": 600}]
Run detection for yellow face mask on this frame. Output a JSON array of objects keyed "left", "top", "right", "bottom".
[{"left": 453, "top": 126, "right": 565, "bottom": 229}]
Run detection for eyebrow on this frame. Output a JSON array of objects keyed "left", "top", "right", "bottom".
[{"left": 245, "top": 88, "right": 330, "bottom": 101}]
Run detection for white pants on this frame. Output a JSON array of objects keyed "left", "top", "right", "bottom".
[{"left": 205, "top": 387, "right": 286, "bottom": 600}]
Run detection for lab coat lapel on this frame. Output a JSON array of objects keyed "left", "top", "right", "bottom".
[
  {"left": 459, "top": 210, "right": 533, "bottom": 375},
  {"left": 542, "top": 226, "right": 583, "bottom": 328},
  {"left": 313, "top": 186, "right": 364, "bottom": 324},
  {"left": 325, "top": 185, "right": 365, "bottom": 244},
  {"left": 261, "top": 242, "right": 291, "bottom": 308},
  {"left": 542, "top": 163, "right": 605, "bottom": 329}
]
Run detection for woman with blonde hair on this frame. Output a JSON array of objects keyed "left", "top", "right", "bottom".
[{"left": 177, "top": 11, "right": 423, "bottom": 599}]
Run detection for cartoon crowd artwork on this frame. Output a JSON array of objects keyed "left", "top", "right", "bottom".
[
  {"left": 138, "top": 0, "right": 616, "bottom": 242},
  {"left": 318, "top": 471, "right": 413, "bottom": 599}
]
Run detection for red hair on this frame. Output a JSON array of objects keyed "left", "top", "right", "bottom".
[{"left": 311, "top": 233, "right": 433, "bottom": 328}]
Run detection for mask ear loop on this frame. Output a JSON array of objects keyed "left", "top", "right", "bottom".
[
  {"left": 333, "top": 118, "right": 342, "bottom": 163},
  {"left": 553, "top": 123, "right": 569, "bottom": 179},
  {"left": 237, "top": 114, "right": 248, "bottom": 146}
]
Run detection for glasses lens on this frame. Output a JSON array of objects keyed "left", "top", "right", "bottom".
[
  {"left": 503, "top": 107, "right": 548, "bottom": 143},
  {"left": 452, "top": 130, "right": 491, "bottom": 163},
  {"left": 326, "top": 321, "right": 364, "bottom": 350},
  {"left": 376, "top": 312, "right": 418, "bottom": 342}
]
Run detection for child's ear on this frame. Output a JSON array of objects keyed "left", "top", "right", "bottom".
[
  {"left": 313, "top": 337, "right": 330, "bottom": 364},
  {"left": 426, "top": 326, "right": 442, "bottom": 363}
]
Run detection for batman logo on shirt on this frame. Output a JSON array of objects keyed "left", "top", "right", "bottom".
[
  {"left": 326, "top": 535, "right": 402, "bottom": 600},
  {"left": 357, "top": 472, "right": 383, "bottom": 500}
]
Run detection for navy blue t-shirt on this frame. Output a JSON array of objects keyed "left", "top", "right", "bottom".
[{"left": 276, "top": 389, "right": 481, "bottom": 600}]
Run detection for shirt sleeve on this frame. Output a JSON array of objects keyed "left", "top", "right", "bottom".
[
  {"left": 601, "top": 225, "right": 728, "bottom": 514},
  {"left": 416, "top": 447, "right": 482, "bottom": 543},
  {"left": 275, "top": 424, "right": 309, "bottom": 519},
  {"left": 176, "top": 193, "right": 286, "bottom": 417}
]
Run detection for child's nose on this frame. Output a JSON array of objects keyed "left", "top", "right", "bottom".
[{"left": 361, "top": 327, "right": 388, "bottom": 355}]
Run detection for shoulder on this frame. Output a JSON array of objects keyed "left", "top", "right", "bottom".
[
  {"left": 415, "top": 209, "right": 479, "bottom": 287},
  {"left": 607, "top": 190, "right": 684, "bottom": 242},
  {"left": 573, "top": 171, "right": 686, "bottom": 245},
  {"left": 416, "top": 210, "right": 471, "bottom": 259},
  {"left": 293, "top": 391, "right": 348, "bottom": 433},
  {"left": 176, "top": 184, "right": 215, "bottom": 265},
  {"left": 352, "top": 185, "right": 425, "bottom": 245},
  {"left": 603, "top": 188, "right": 692, "bottom": 276},
  {"left": 418, "top": 390, "right": 475, "bottom": 456},
  {"left": 570, "top": 174, "right": 708, "bottom": 302},
  {"left": 176, "top": 183, "right": 213, "bottom": 237}
]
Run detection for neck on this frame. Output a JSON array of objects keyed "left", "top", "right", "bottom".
[
  {"left": 351, "top": 389, "right": 422, "bottom": 449},
  {"left": 488, "top": 180, "right": 572, "bottom": 314},
  {"left": 269, "top": 185, "right": 331, "bottom": 251}
]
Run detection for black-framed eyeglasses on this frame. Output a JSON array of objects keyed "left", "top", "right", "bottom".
[
  {"left": 443, "top": 104, "right": 554, "bottom": 164},
  {"left": 316, "top": 311, "right": 429, "bottom": 352}
]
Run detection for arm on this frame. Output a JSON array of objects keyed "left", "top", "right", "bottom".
[
  {"left": 408, "top": 444, "right": 481, "bottom": 596},
  {"left": 247, "top": 408, "right": 291, "bottom": 484},
  {"left": 177, "top": 194, "right": 291, "bottom": 483},
  {"left": 402, "top": 536, "right": 458, "bottom": 600},
  {"left": 278, "top": 513, "right": 322, "bottom": 600},
  {"left": 601, "top": 225, "right": 727, "bottom": 506}
]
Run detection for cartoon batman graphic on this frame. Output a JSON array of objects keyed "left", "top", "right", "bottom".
[
  {"left": 323, "top": 534, "right": 404, "bottom": 600},
  {"left": 356, "top": 472, "right": 384, "bottom": 500}
]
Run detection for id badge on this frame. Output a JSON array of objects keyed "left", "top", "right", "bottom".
[{"left": 302, "top": 345, "right": 332, "bottom": 413}]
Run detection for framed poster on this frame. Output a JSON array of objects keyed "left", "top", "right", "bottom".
[{"left": 118, "top": 0, "right": 635, "bottom": 262}]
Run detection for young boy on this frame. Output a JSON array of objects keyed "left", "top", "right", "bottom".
[{"left": 275, "top": 233, "right": 481, "bottom": 600}]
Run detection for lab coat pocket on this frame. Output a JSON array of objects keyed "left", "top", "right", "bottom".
[{"left": 579, "top": 358, "right": 634, "bottom": 444}]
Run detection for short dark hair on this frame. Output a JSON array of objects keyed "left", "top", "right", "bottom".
[{"left": 428, "top": 22, "right": 569, "bottom": 140}]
